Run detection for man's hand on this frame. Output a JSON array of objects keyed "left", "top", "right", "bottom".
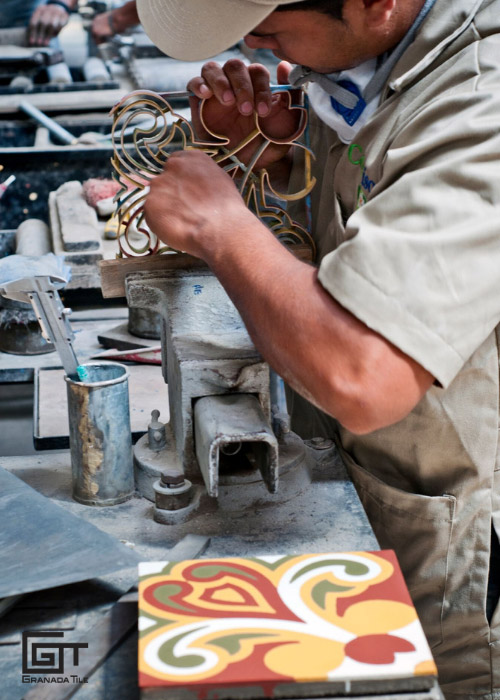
[
  {"left": 187, "top": 60, "right": 302, "bottom": 171},
  {"left": 144, "top": 150, "right": 251, "bottom": 261},
  {"left": 90, "top": 12, "right": 115, "bottom": 44},
  {"left": 90, "top": 1, "right": 139, "bottom": 44},
  {"left": 28, "top": 3, "right": 69, "bottom": 46}
]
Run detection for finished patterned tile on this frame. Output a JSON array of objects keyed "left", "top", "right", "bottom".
[{"left": 138, "top": 551, "right": 437, "bottom": 699}]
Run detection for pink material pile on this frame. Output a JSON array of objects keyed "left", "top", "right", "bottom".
[{"left": 82, "top": 178, "right": 122, "bottom": 208}]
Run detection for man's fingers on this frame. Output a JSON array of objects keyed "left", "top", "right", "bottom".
[
  {"left": 199, "top": 60, "right": 237, "bottom": 107},
  {"left": 28, "top": 6, "right": 68, "bottom": 45},
  {"left": 249, "top": 63, "right": 271, "bottom": 117},
  {"left": 223, "top": 59, "right": 256, "bottom": 115},
  {"left": 189, "top": 60, "right": 273, "bottom": 117},
  {"left": 200, "top": 59, "right": 260, "bottom": 116},
  {"left": 277, "top": 60, "right": 293, "bottom": 85},
  {"left": 187, "top": 76, "right": 213, "bottom": 99}
]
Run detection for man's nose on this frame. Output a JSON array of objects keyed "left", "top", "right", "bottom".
[{"left": 244, "top": 34, "right": 278, "bottom": 50}]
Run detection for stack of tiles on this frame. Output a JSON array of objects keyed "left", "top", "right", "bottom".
[{"left": 138, "top": 551, "right": 437, "bottom": 699}]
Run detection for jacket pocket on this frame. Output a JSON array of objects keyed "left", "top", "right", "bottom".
[{"left": 342, "top": 450, "right": 456, "bottom": 650}]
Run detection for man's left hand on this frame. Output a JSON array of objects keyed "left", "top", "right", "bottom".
[{"left": 144, "top": 150, "right": 251, "bottom": 261}]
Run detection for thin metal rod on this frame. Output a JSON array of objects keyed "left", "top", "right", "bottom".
[{"left": 19, "top": 100, "right": 77, "bottom": 145}]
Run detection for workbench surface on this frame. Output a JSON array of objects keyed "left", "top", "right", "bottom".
[{"left": 0, "top": 446, "right": 378, "bottom": 700}]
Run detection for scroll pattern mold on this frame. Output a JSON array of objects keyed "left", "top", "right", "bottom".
[{"left": 109, "top": 88, "right": 316, "bottom": 258}]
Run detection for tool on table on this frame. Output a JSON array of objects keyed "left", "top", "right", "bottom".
[
  {"left": 19, "top": 101, "right": 77, "bottom": 146},
  {"left": 0, "top": 174, "right": 15, "bottom": 200},
  {"left": 0, "top": 275, "right": 84, "bottom": 380},
  {"left": 91, "top": 345, "right": 162, "bottom": 364}
]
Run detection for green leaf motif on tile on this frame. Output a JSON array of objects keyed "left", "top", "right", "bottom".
[
  {"left": 158, "top": 628, "right": 206, "bottom": 668},
  {"left": 311, "top": 579, "right": 354, "bottom": 609},
  {"left": 210, "top": 633, "right": 276, "bottom": 655},
  {"left": 190, "top": 565, "right": 258, "bottom": 581},
  {"left": 290, "top": 559, "right": 369, "bottom": 583},
  {"left": 139, "top": 561, "right": 177, "bottom": 582},
  {"left": 154, "top": 583, "right": 193, "bottom": 612},
  {"left": 160, "top": 561, "right": 178, "bottom": 576},
  {"left": 248, "top": 556, "right": 295, "bottom": 570},
  {"left": 138, "top": 615, "right": 176, "bottom": 638}
]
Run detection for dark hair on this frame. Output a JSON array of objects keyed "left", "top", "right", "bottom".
[{"left": 274, "top": 0, "right": 345, "bottom": 21}]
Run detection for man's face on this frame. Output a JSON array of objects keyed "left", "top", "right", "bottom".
[{"left": 244, "top": 7, "right": 381, "bottom": 73}]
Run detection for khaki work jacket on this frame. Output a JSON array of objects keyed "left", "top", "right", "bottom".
[{"left": 288, "top": 0, "right": 500, "bottom": 696}]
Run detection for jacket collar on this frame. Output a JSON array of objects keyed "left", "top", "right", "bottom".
[{"left": 388, "top": 0, "right": 484, "bottom": 93}]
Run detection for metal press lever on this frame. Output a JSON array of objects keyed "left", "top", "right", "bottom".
[{"left": 0, "top": 275, "right": 80, "bottom": 378}]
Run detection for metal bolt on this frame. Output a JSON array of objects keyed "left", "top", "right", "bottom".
[
  {"left": 308, "top": 437, "right": 334, "bottom": 450},
  {"left": 155, "top": 476, "right": 193, "bottom": 511},
  {"left": 148, "top": 409, "right": 167, "bottom": 452},
  {"left": 160, "top": 470, "right": 185, "bottom": 487}
]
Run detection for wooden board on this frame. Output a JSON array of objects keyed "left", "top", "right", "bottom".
[
  {"left": 138, "top": 551, "right": 437, "bottom": 699},
  {"left": 99, "top": 244, "right": 314, "bottom": 299}
]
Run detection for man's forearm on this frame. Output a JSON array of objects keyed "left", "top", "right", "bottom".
[
  {"left": 111, "top": 1, "right": 139, "bottom": 32},
  {"left": 143, "top": 149, "right": 433, "bottom": 434},
  {"left": 205, "top": 211, "right": 434, "bottom": 434}
]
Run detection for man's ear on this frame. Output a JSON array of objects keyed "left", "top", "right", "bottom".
[{"left": 362, "top": 0, "right": 396, "bottom": 27}]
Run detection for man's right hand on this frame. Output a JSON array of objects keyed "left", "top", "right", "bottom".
[{"left": 187, "top": 60, "right": 303, "bottom": 171}]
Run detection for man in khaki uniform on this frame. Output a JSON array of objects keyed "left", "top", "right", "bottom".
[{"left": 135, "top": 0, "right": 500, "bottom": 696}]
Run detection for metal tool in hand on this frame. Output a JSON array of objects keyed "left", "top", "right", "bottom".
[{"left": 0, "top": 275, "right": 80, "bottom": 378}]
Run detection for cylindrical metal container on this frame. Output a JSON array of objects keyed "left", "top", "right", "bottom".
[{"left": 65, "top": 363, "right": 134, "bottom": 506}]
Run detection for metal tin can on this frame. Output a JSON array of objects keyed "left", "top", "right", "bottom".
[{"left": 65, "top": 362, "right": 134, "bottom": 505}]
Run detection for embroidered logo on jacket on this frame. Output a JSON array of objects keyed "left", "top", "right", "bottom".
[{"left": 348, "top": 143, "right": 376, "bottom": 209}]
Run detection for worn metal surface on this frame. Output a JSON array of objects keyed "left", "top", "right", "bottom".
[
  {"left": 34, "top": 364, "right": 169, "bottom": 450},
  {"left": 146, "top": 410, "right": 167, "bottom": 452},
  {"left": 128, "top": 270, "right": 272, "bottom": 489},
  {"left": 128, "top": 307, "right": 162, "bottom": 339},
  {"left": 0, "top": 318, "right": 55, "bottom": 356},
  {"left": 0, "top": 465, "right": 139, "bottom": 599},
  {"left": 154, "top": 476, "right": 194, "bottom": 511},
  {"left": 65, "top": 363, "right": 134, "bottom": 506},
  {"left": 194, "top": 393, "right": 279, "bottom": 497}
]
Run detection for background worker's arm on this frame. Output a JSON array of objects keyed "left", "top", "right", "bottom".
[
  {"left": 91, "top": 1, "right": 140, "bottom": 44},
  {"left": 144, "top": 150, "right": 434, "bottom": 435},
  {"left": 28, "top": 0, "right": 78, "bottom": 46}
]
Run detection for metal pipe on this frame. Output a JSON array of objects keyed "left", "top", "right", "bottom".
[{"left": 18, "top": 100, "right": 77, "bottom": 145}]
